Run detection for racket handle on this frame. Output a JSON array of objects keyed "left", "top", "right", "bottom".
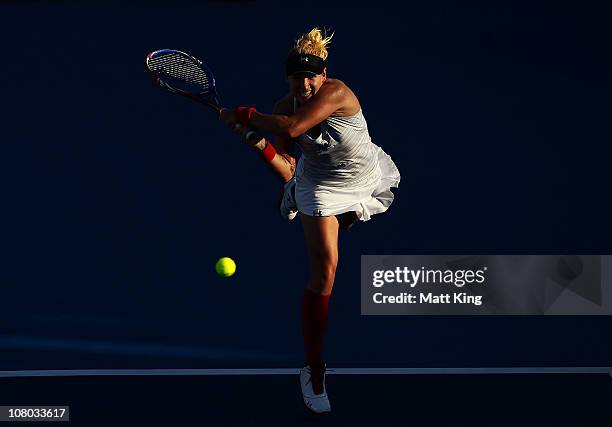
[
  {"left": 233, "top": 124, "right": 264, "bottom": 145},
  {"left": 244, "top": 129, "right": 258, "bottom": 143}
]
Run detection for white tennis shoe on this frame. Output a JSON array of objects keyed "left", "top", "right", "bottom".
[
  {"left": 280, "top": 177, "right": 298, "bottom": 220},
  {"left": 300, "top": 364, "right": 331, "bottom": 414}
]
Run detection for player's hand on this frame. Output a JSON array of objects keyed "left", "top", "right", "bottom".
[
  {"left": 219, "top": 108, "right": 237, "bottom": 126},
  {"left": 231, "top": 124, "right": 266, "bottom": 148}
]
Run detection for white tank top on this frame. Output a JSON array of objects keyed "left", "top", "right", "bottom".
[{"left": 294, "top": 100, "right": 379, "bottom": 186}]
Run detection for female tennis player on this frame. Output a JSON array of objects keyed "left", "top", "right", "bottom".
[{"left": 220, "top": 28, "right": 400, "bottom": 414}]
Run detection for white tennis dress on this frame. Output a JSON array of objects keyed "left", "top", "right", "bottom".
[{"left": 293, "top": 106, "right": 400, "bottom": 221}]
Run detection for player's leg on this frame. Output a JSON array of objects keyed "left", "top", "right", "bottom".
[
  {"left": 299, "top": 214, "right": 339, "bottom": 414},
  {"left": 336, "top": 211, "right": 358, "bottom": 230},
  {"left": 302, "top": 214, "right": 339, "bottom": 296}
]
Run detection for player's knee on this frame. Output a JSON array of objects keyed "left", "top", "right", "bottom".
[
  {"left": 307, "top": 283, "right": 333, "bottom": 296},
  {"left": 321, "top": 261, "right": 337, "bottom": 283},
  {"left": 307, "top": 270, "right": 336, "bottom": 295},
  {"left": 313, "top": 249, "right": 337, "bottom": 271},
  {"left": 310, "top": 256, "right": 337, "bottom": 287}
]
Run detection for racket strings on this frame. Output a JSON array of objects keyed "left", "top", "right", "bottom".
[{"left": 148, "top": 53, "right": 211, "bottom": 93}]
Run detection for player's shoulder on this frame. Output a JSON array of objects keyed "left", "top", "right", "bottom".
[
  {"left": 273, "top": 95, "right": 295, "bottom": 115},
  {"left": 321, "top": 78, "right": 356, "bottom": 101},
  {"left": 324, "top": 78, "right": 350, "bottom": 92},
  {"left": 324, "top": 78, "right": 360, "bottom": 114},
  {"left": 325, "top": 78, "right": 348, "bottom": 88}
]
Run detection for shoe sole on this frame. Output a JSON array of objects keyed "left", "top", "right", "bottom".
[{"left": 302, "top": 401, "right": 331, "bottom": 415}]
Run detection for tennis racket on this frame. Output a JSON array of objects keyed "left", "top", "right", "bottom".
[{"left": 145, "top": 49, "right": 260, "bottom": 143}]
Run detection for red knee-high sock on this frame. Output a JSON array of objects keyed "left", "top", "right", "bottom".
[{"left": 302, "top": 289, "right": 331, "bottom": 367}]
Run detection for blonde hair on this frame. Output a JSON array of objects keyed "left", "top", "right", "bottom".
[{"left": 292, "top": 27, "right": 334, "bottom": 60}]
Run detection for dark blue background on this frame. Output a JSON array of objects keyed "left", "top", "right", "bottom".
[{"left": 1, "top": 1, "right": 610, "bottom": 369}]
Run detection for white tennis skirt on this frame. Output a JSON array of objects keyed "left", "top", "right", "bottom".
[{"left": 294, "top": 144, "right": 400, "bottom": 221}]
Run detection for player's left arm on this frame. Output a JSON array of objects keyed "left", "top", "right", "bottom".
[{"left": 225, "top": 81, "right": 349, "bottom": 139}]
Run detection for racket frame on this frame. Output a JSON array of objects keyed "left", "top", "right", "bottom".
[{"left": 145, "top": 49, "right": 261, "bottom": 143}]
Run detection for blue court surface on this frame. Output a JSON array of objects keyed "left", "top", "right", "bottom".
[{"left": 0, "top": 370, "right": 611, "bottom": 426}]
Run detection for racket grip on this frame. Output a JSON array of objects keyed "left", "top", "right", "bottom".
[
  {"left": 245, "top": 130, "right": 262, "bottom": 144},
  {"left": 233, "top": 124, "right": 264, "bottom": 145}
]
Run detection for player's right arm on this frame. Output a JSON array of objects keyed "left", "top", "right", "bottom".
[
  {"left": 230, "top": 96, "right": 295, "bottom": 183},
  {"left": 269, "top": 96, "right": 297, "bottom": 183}
]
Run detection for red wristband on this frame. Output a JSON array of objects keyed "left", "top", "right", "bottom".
[
  {"left": 234, "top": 106, "right": 256, "bottom": 126},
  {"left": 261, "top": 140, "right": 276, "bottom": 162}
]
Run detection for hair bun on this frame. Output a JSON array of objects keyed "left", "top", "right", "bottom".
[{"left": 293, "top": 27, "right": 334, "bottom": 60}]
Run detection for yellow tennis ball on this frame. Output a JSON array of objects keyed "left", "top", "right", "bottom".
[{"left": 215, "top": 257, "right": 236, "bottom": 277}]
